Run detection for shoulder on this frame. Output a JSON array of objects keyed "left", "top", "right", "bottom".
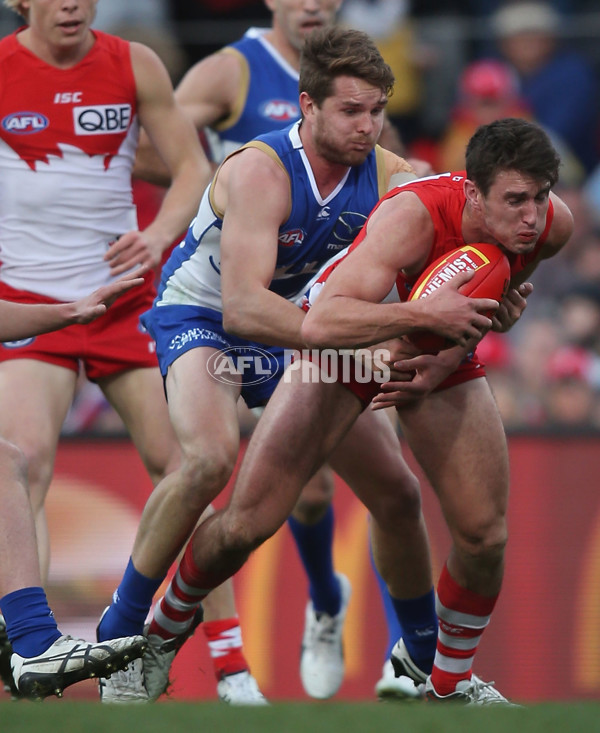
[
  {"left": 216, "top": 142, "right": 290, "bottom": 201},
  {"left": 176, "top": 47, "right": 246, "bottom": 95},
  {"left": 128, "top": 40, "right": 164, "bottom": 69},
  {"left": 224, "top": 141, "right": 289, "bottom": 181},
  {"left": 213, "top": 142, "right": 291, "bottom": 221},
  {"left": 128, "top": 41, "right": 172, "bottom": 95},
  {"left": 547, "top": 191, "right": 574, "bottom": 247},
  {"left": 378, "top": 147, "right": 415, "bottom": 181}
]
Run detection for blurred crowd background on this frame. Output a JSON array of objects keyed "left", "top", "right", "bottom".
[{"left": 4, "top": 0, "right": 600, "bottom": 434}]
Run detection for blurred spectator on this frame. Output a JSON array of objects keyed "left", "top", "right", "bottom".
[
  {"left": 340, "top": 0, "right": 426, "bottom": 145},
  {"left": 92, "top": 1, "right": 187, "bottom": 84},
  {"left": 527, "top": 187, "right": 600, "bottom": 313},
  {"left": 408, "top": 1, "right": 471, "bottom": 142},
  {"left": 93, "top": 0, "right": 169, "bottom": 30},
  {"left": 436, "top": 58, "right": 530, "bottom": 172},
  {"left": 0, "top": 5, "right": 18, "bottom": 36},
  {"left": 543, "top": 346, "right": 600, "bottom": 427},
  {"left": 491, "top": 1, "right": 600, "bottom": 177},
  {"left": 558, "top": 283, "right": 600, "bottom": 354},
  {"left": 169, "top": 0, "right": 271, "bottom": 64},
  {"left": 476, "top": 331, "right": 526, "bottom": 426},
  {"left": 570, "top": 231, "right": 600, "bottom": 285},
  {"left": 507, "top": 318, "right": 564, "bottom": 426}
]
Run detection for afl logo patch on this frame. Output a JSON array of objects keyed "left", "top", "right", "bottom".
[
  {"left": 2, "top": 112, "right": 49, "bottom": 134},
  {"left": 278, "top": 229, "right": 304, "bottom": 247},
  {"left": 2, "top": 338, "right": 35, "bottom": 348},
  {"left": 260, "top": 99, "right": 299, "bottom": 122},
  {"left": 206, "top": 346, "right": 280, "bottom": 386}
]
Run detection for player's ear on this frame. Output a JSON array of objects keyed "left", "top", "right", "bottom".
[
  {"left": 464, "top": 179, "right": 481, "bottom": 210},
  {"left": 299, "top": 91, "right": 315, "bottom": 120}
]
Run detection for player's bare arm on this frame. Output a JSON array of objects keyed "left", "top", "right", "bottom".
[
  {"left": 0, "top": 274, "right": 144, "bottom": 341},
  {"left": 217, "top": 148, "right": 307, "bottom": 350},
  {"left": 302, "top": 192, "right": 497, "bottom": 349},
  {"left": 133, "top": 50, "right": 243, "bottom": 186},
  {"left": 106, "top": 43, "right": 211, "bottom": 275},
  {"left": 175, "top": 49, "right": 245, "bottom": 132}
]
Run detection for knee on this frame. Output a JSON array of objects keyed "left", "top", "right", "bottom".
[
  {"left": 369, "top": 471, "right": 423, "bottom": 532},
  {"left": 220, "top": 510, "right": 273, "bottom": 557},
  {"left": 292, "top": 468, "right": 335, "bottom": 524},
  {"left": 0, "top": 438, "right": 28, "bottom": 485},
  {"left": 177, "top": 446, "right": 237, "bottom": 507},
  {"left": 0, "top": 438, "right": 47, "bottom": 515},
  {"left": 144, "top": 446, "right": 180, "bottom": 485},
  {"left": 453, "top": 515, "right": 508, "bottom": 564}
]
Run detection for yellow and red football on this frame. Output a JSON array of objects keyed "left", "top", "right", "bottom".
[{"left": 407, "top": 242, "right": 510, "bottom": 352}]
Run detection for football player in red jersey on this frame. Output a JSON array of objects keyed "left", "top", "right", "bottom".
[
  {"left": 153, "top": 117, "right": 573, "bottom": 705},
  {"left": 0, "top": 0, "right": 258, "bottom": 705},
  {"left": 298, "top": 118, "right": 572, "bottom": 703},
  {"left": 0, "top": 274, "right": 151, "bottom": 700}
]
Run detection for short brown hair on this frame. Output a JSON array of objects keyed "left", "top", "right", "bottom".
[
  {"left": 299, "top": 26, "right": 395, "bottom": 108},
  {"left": 466, "top": 117, "right": 561, "bottom": 195}
]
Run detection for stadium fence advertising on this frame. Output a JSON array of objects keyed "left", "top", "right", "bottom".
[{"left": 42, "top": 433, "right": 600, "bottom": 703}]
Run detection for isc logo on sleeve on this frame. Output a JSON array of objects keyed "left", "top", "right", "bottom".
[{"left": 73, "top": 104, "right": 132, "bottom": 135}]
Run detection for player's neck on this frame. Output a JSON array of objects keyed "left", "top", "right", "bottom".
[
  {"left": 16, "top": 26, "right": 95, "bottom": 69},
  {"left": 462, "top": 201, "right": 491, "bottom": 244},
  {"left": 263, "top": 29, "right": 301, "bottom": 71},
  {"left": 299, "top": 124, "right": 350, "bottom": 199}
]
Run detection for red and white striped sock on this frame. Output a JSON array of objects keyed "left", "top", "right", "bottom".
[
  {"left": 430, "top": 563, "right": 499, "bottom": 696},
  {"left": 203, "top": 617, "right": 249, "bottom": 680},
  {"left": 148, "top": 542, "right": 220, "bottom": 640}
]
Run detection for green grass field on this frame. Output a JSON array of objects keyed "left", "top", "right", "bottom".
[{"left": 2, "top": 700, "right": 599, "bottom": 733}]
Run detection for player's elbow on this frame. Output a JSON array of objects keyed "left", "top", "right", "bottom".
[
  {"left": 133, "top": 148, "right": 171, "bottom": 187},
  {"left": 301, "top": 312, "right": 330, "bottom": 349},
  {"left": 222, "top": 298, "right": 247, "bottom": 338}
]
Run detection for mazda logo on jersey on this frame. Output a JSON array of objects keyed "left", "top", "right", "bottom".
[
  {"left": 326, "top": 211, "right": 368, "bottom": 251},
  {"left": 74, "top": 104, "right": 132, "bottom": 135},
  {"left": 260, "top": 99, "right": 299, "bottom": 122},
  {"left": 2, "top": 112, "right": 49, "bottom": 134}
]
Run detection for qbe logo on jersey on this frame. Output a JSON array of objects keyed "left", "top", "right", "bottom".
[{"left": 73, "top": 104, "right": 132, "bottom": 135}]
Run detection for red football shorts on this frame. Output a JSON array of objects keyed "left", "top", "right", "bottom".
[
  {"left": 300, "top": 350, "right": 487, "bottom": 409},
  {"left": 0, "top": 278, "right": 158, "bottom": 381}
]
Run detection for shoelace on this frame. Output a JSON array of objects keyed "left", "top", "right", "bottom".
[
  {"left": 309, "top": 613, "right": 342, "bottom": 645},
  {"left": 103, "top": 659, "right": 145, "bottom": 694},
  {"left": 467, "top": 677, "right": 508, "bottom": 704}
]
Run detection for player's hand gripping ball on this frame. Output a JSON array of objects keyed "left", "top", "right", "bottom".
[{"left": 407, "top": 243, "right": 510, "bottom": 352}]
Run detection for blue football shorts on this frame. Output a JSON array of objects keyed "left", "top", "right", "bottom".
[{"left": 140, "top": 303, "right": 288, "bottom": 408}]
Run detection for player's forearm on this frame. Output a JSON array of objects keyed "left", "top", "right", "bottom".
[
  {"left": 0, "top": 301, "right": 78, "bottom": 341},
  {"left": 302, "top": 298, "right": 425, "bottom": 349},
  {"left": 133, "top": 134, "right": 172, "bottom": 187},
  {"left": 145, "top": 162, "right": 211, "bottom": 252},
  {"left": 223, "top": 290, "right": 307, "bottom": 351}
]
